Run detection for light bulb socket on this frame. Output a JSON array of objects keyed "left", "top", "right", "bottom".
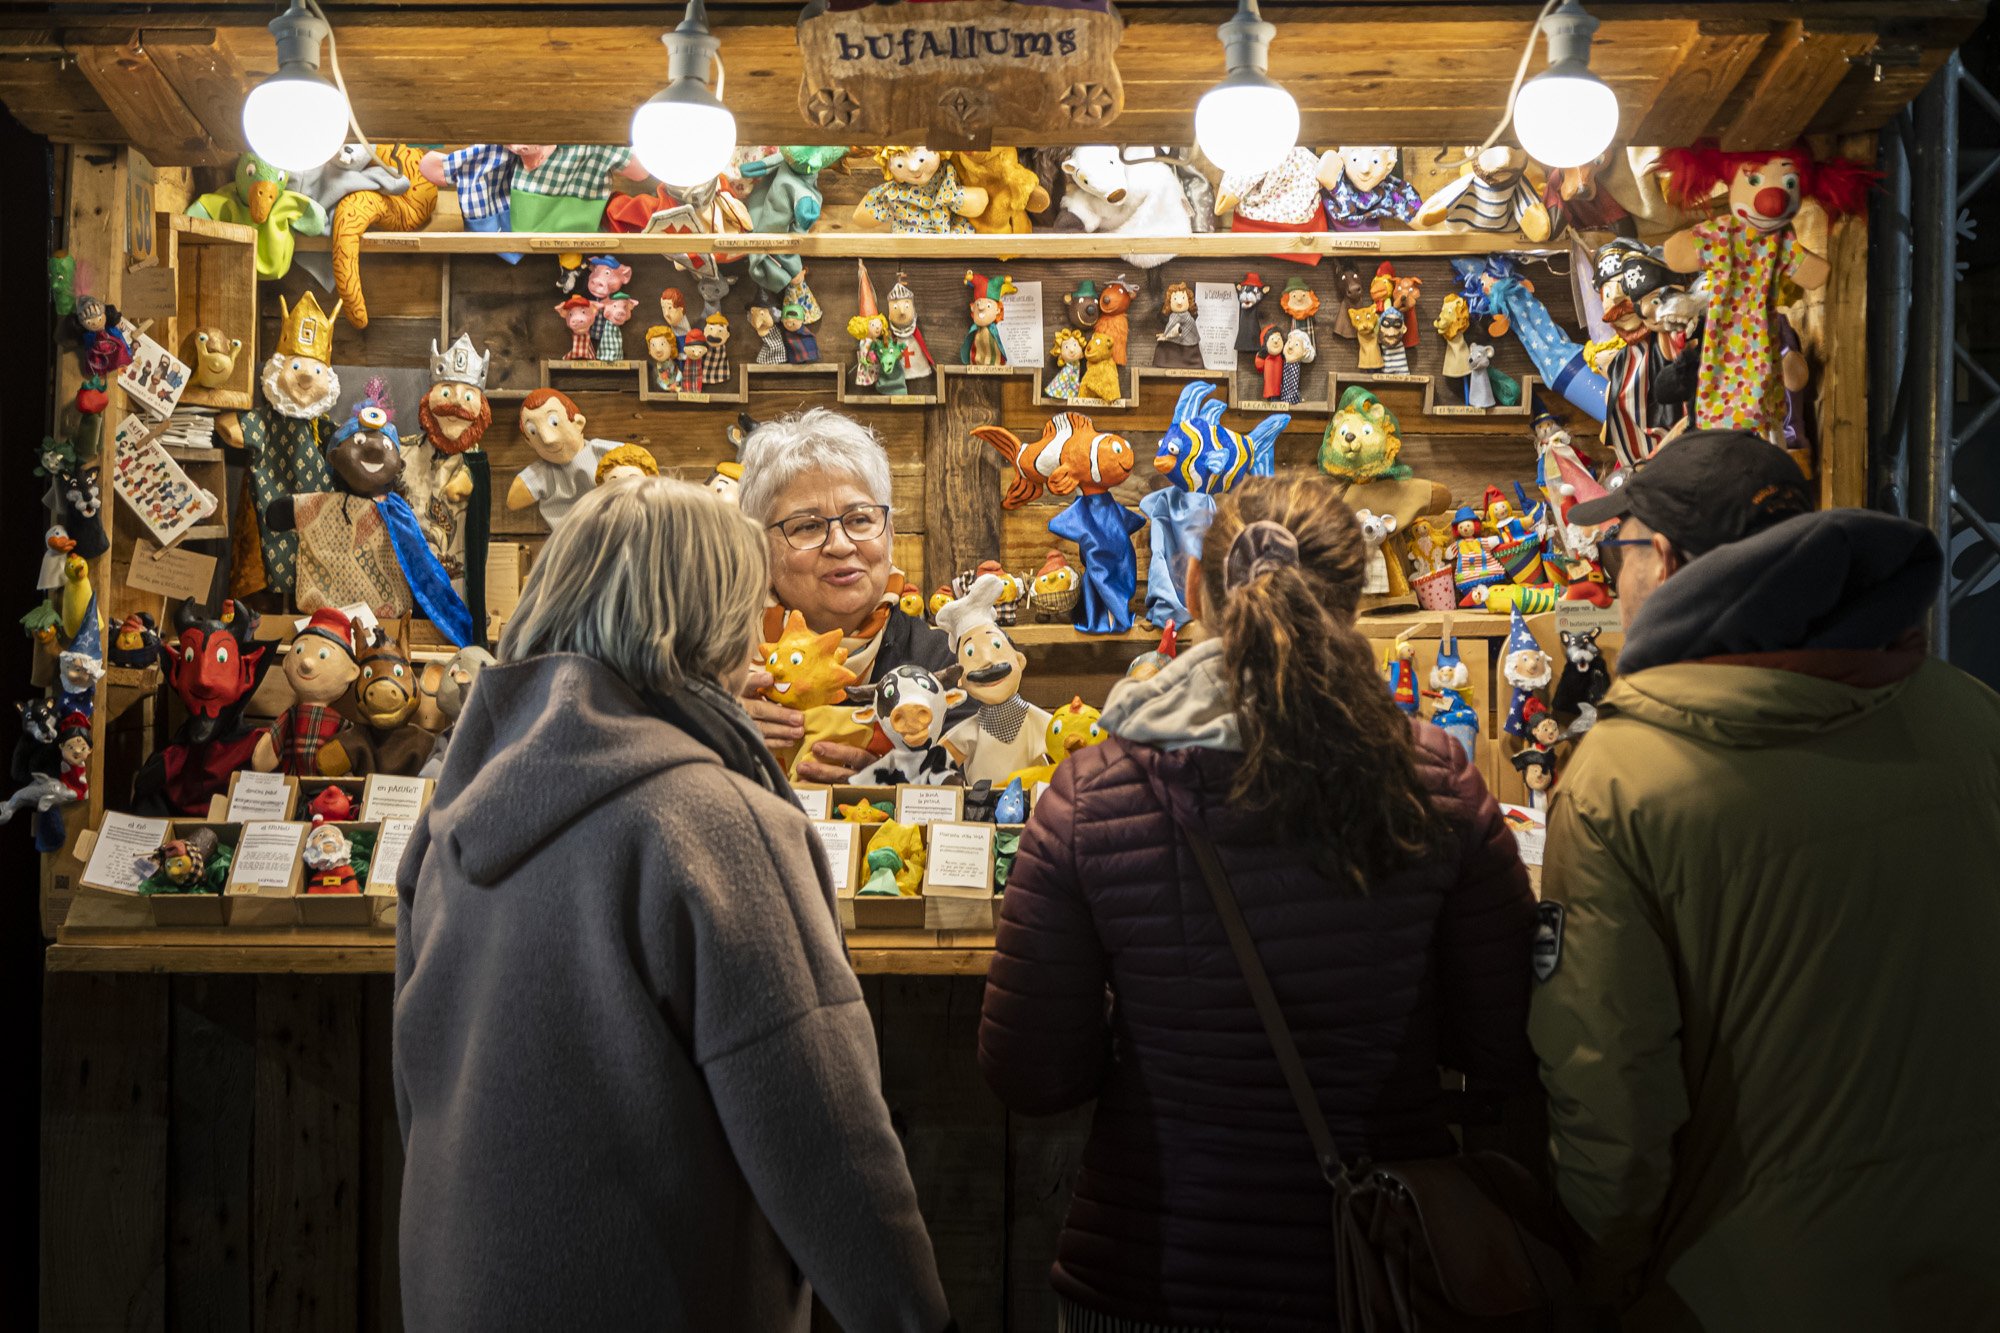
[
  {"left": 664, "top": 0, "right": 721, "bottom": 90},
  {"left": 1216, "top": 0, "right": 1275, "bottom": 78},
  {"left": 267, "top": 0, "right": 330, "bottom": 76},
  {"left": 1539, "top": 0, "right": 1599, "bottom": 70}
]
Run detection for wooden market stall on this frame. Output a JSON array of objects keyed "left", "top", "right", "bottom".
[{"left": 11, "top": 2, "right": 1984, "bottom": 1330}]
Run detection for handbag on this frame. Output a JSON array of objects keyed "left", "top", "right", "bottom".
[{"left": 1183, "top": 826, "right": 1575, "bottom": 1331}]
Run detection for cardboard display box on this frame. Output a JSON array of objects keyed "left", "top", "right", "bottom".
[
  {"left": 833, "top": 819, "right": 928, "bottom": 931},
  {"left": 923, "top": 820, "right": 997, "bottom": 931},
  {"left": 296, "top": 821, "right": 380, "bottom": 926},
  {"left": 147, "top": 820, "right": 240, "bottom": 926},
  {"left": 225, "top": 820, "right": 308, "bottom": 927}
]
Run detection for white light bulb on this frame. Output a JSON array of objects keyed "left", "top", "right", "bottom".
[
  {"left": 1513, "top": 72, "right": 1619, "bottom": 169},
  {"left": 1195, "top": 80, "right": 1300, "bottom": 177},
  {"left": 631, "top": 99, "right": 736, "bottom": 189},
  {"left": 241, "top": 74, "right": 349, "bottom": 173}
]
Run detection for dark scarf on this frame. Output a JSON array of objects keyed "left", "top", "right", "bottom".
[{"left": 640, "top": 676, "right": 797, "bottom": 808}]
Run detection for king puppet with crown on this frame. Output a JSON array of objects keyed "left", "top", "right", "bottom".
[
  {"left": 402, "top": 331, "right": 495, "bottom": 640},
  {"left": 219, "top": 292, "right": 343, "bottom": 605}
]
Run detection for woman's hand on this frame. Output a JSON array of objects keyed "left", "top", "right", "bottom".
[
  {"left": 742, "top": 669, "right": 805, "bottom": 750},
  {"left": 795, "top": 742, "right": 874, "bottom": 786}
]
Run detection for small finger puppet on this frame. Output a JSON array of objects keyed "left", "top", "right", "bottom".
[
  {"left": 679, "top": 328, "right": 710, "bottom": 394},
  {"left": 108, "top": 612, "right": 160, "bottom": 670},
  {"left": 183, "top": 327, "right": 242, "bottom": 392},
  {"left": 1327, "top": 260, "right": 1370, "bottom": 340},
  {"left": 1078, "top": 331, "right": 1121, "bottom": 403},
  {"left": 1501, "top": 609, "right": 1554, "bottom": 737},
  {"left": 955, "top": 148, "right": 1050, "bottom": 234},
  {"left": 252, "top": 606, "right": 360, "bottom": 776},
  {"left": 419, "top": 643, "right": 497, "bottom": 779},
  {"left": 1153, "top": 281, "right": 1205, "bottom": 369},
  {"left": 1064, "top": 280, "right": 1102, "bottom": 331},
  {"left": 582, "top": 255, "right": 636, "bottom": 349},
  {"left": 1425, "top": 635, "right": 1480, "bottom": 762},
  {"left": 961, "top": 271, "right": 1016, "bottom": 366},
  {"left": 592, "top": 292, "right": 640, "bottom": 361},
  {"left": 1318, "top": 146, "right": 1422, "bottom": 231},
  {"left": 1416, "top": 146, "right": 1552, "bottom": 242},
  {"left": 128, "top": 599, "right": 271, "bottom": 817},
  {"left": 759, "top": 609, "right": 871, "bottom": 779},
  {"left": 848, "top": 260, "right": 911, "bottom": 396},
  {"left": 1371, "top": 261, "right": 1422, "bottom": 350},
  {"left": 935, "top": 576, "right": 1050, "bottom": 788},
  {"left": 1254, "top": 325, "right": 1287, "bottom": 402},
  {"left": 1352, "top": 305, "right": 1384, "bottom": 371},
  {"left": 854, "top": 146, "right": 986, "bottom": 234},
  {"left": 59, "top": 554, "right": 95, "bottom": 644},
  {"left": 1447, "top": 504, "right": 1508, "bottom": 607},
  {"left": 1145, "top": 382, "right": 1287, "bottom": 626},
  {"left": 1658, "top": 141, "right": 1873, "bottom": 450},
  {"left": 508, "top": 143, "right": 645, "bottom": 233},
  {"left": 1046, "top": 328, "right": 1087, "bottom": 402},
  {"left": 1097, "top": 276, "right": 1138, "bottom": 365},
  {"left": 1007, "top": 696, "right": 1107, "bottom": 789},
  {"left": 1552, "top": 627, "right": 1611, "bottom": 718},
  {"left": 1027, "top": 550, "right": 1082, "bottom": 622},
  {"left": 1383, "top": 639, "right": 1420, "bottom": 714},
  {"left": 1279, "top": 328, "right": 1317, "bottom": 403},
  {"left": 659, "top": 287, "right": 692, "bottom": 343},
  {"left": 308, "top": 784, "right": 356, "bottom": 823},
  {"left": 1055, "top": 147, "right": 1194, "bottom": 269},
  {"left": 747, "top": 300, "right": 787, "bottom": 365},
  {"left": 1377, "top": 307, "right": 1411, "bottom": 374},
  {"left": 187, "top": 153, "right": 328, "bottom": 279},
  {"left": 951, "top": 562, "right": 1023, "bottom": 627},
  {"left": 780, "top": 301, "right": 820, "bottom": 364},
  {"left": 302, "top": 823, "right": 361, "bottom": 894},
  {"left": 1521, "top": 696, "right": 1564, "bottom": 754},
  {"left": 1234, "top": 273, "right": 1271, "bottom": 354},
  {"left": 993, "top": 778, "right": 1028, "bottom": 826},
  {"left": 341, "top": 618, "right": 437, "bottom": 776},
  {"left": 885, "top": 273, "right": 934, "bottom": 386},
  {"left": 702, "top": 313, "right": 733, "bottom": 386},
  {"left": 151, "top": 827, "right": 221, "bottom": 891},
  {"left": 595, "top": 444, "right": 659, "bottom": 485},
  {"left": 506, "top": 390, "right": 621, "bottom": 532},
  {"left": 683, "top": 261, "right": 739, "bottom": 320},
  {"left": 1454, "top": 255, "right": 1608, "bottom": 421},
  {"left": 708, "top": 461, "right": 744, "bottom": 504},
  {"left": 850, "top": 665, "right": 968, "bottom": 787},
  {"left": 647, "top": 325, "right": 682, "bottom": 392},
  {"left": 1277, "top": 276, "right": 1319, "bottom": 337},
  {"left": 1591, "top": 238, "right": 1698, "bottom": 468},
  {"left": 928, "top": 586, "right": 953, "bottom": 620},
  {"left": 327, "top": 143, "right": 438, "bottom": 329},
  {"left": 1216, "top": 146, "right": 1328, "bottom": 265},
  {"left": 858, "top": 820, "right": 926, "bottom": 897},
  {"left": 1510, "top": 746, "right": 1556, "bottom": 811},
  {"left": 556, "top": 295, "right": 601, "bottom": 360},
  {"left": 1354, "top": 509, "right": 1401, "bottom": 596},
  {"left": 1435, "top": 294, "right": 1474, "bottom": 402},
  {"left": 1125, "top": 621, "right": 1180, "bottom": 681}
]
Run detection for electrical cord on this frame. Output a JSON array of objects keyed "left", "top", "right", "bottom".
[
  {"left": 302, "top": 0, "right": 371, "bottom": 150},
  {"left": 1434, "top": 0, "right": 1562, "bottom": 168}
]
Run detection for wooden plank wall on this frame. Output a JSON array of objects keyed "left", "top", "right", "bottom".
[{"left": 43, "top": 971, "right": 1090, "bottom": 1333}]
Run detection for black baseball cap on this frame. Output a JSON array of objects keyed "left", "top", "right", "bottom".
[{"left": 1567, "top": 429, "right": 1812, "bottom": 559}]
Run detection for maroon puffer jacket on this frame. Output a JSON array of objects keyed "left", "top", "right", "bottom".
[{"left": 979, "top": 722, "right": 1535, "bottom": 1332}]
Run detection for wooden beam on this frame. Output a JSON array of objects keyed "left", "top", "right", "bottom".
[
  {"left": 926, "top": 372, "right": 1006, "bottom": 596},
  {"left": 68, "top": 30, "right": 231, "bottom": 166},
  {"left": 1719, "top": 20, "right": 1878, "bottom": 150},
  {"left": 142, "top": 28, "right": 250, "bottom": 160},
  {"left": 1631, "top": 19, "right": 1770, "bottom": 146}
]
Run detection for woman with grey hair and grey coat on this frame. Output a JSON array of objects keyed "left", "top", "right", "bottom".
[{"left": 393, "top": 476, "right": 951, "bottom": 1333}]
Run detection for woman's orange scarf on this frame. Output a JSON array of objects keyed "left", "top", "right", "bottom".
[{"left": 762, "top": 568, "right": 913, "bottom": 682}]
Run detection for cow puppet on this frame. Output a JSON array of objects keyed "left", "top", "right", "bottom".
[{"left": 849, "top": 665, "right": 967, "bottom": 787}]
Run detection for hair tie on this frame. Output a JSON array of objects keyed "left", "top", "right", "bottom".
[{"left": 1223, "top": 520, "right": 1300, "bottom": 593}]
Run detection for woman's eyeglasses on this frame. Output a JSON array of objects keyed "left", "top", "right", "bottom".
[{"left": 769, "top": 504, "right": 891, "bottom": 551}]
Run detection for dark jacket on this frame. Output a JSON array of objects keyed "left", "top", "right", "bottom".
[
  {"left": 394, "top": 653, "right": 949, "bottom": 1333},
  {"left": 1533, "top": 510, "right": 2000, "bottom": 1331},
  {"left": 979, "top": 641, "right": 1537, "bottom": 1331}
]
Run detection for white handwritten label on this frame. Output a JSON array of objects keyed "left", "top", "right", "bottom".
[
  {"left": 368, "top": 818, "right": 416, "bottom": 891},
  {"left": 361, "top": 775, "right": 431, "bottom": 823},
  {"left": 1195, "top": 281, "right": 1240, "bottom": 372},
  {"left": 896, "top": 785, "right": 963, "bottom": 825},
  {"left": 228, "top": 821, "right": 307, "bottom": 893},
  {"left": 924, "top": 821, "right": 994, "bottom": 892},
  {"left": 812, "top": 820, "right": 858, "bottom": 889},
  {"left": 226, "top": 771, "right": 295, "bottom": 823},
  {"left": 792, "top": 786, "right": 832, "bottom": 819},
  {"left": 995, "top": 280, "right": 1045, "bottom": 369},
  {"left": 81, "top": 813, "right": 172, "bottom": 891}
]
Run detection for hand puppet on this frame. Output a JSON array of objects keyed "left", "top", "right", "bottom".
[
  {"left": 1370, "top": 261, "right": 1422, "bottom": 351},
  {"left": 848, "top": 260, "right": 910, "bottom": 395},
  {"left": 883, "top": 273, "right": 934, "bottom": 385},
  {"left": 1552, "top": 627, "right": 1611, "bottom": 718},
  {"left": 1054, "top": 146, "right": 1192, "bottom": 268},
  {"left": 1501, "top": 609, "right": 1554, "bottom": 737},
  {"left": 1152, "top": 281, "right": 1204, "bottom": 369},
  {"left": 508, "top": 143, "right": 646, "bottom": 233},
  {"left": 556, "top": 295, "right": 601, "bottom": 360},
  {"left": 1253, "top": 325, "right": 1287, "bottom": 403},
  {"left": 1453, "top": 256, "right": 1608, "bottom": 421},
  {"left": 760, "top": 609, "right": 872, "bottom": 780},
  {"left": 1144, "top": 382, "right": 1286, "bottom": 625},
  {"left": 1025, "top": 551, "right": 1082, "bottom": 623},
  {"left": 317, "top": 143, "right": 436, "bottom": 329},
  {"left": 781, "top": 301, "right": 820, "bottom": 364},
  {"left": 1511, "top": 746, "right": 1556, "bottom": 811},
  {"left": 1589, "top": 238, "right": 1697, "bottom": 469},
  {"left": 1097, "top": 276, "right": 1137, "bottom": 365},
  {"left": 1325, "top": 259, "right": 1369, "bottom": 341},
  {"left": 1318, "top": 146, "right": 1421, "bottom": 230},
  {"left": 1007, "top": 696, "right": 1107, "bottom": 789},
  {"left": 149, "top": 827, "right": 223, "bottom": 892},
  {"left": 1320, "top": 387, "right": 1450, "bottom": 546},
  {"left": 69, "top": 293, "right": 132, "bottom": 377},
  {"left": 858, "top": 819, "right": 926, "bottom": 896},
  {"left": 853, "top": 146, "right": 986, "bottom": 234},
  {"left": 1425, "top": 635, "right": 1480, "bottom": 761},
  {"left": 1235, "top": 273, "right": 1271, "bottom": 353},
  {"left": 506, "top": 389, "right": 620, "bottom": 532},
  {"left": 339, "top": 618, "right": 436, "bottom": 776},
  {"left": 1351, "top": 304, "right": 1384, "bottom": 372},
  {"left": 934, "top": 576, "right": 1050, "bottom": 789},
  {"left": 1543, "top": 151, "right": 1632, "bottom": 238},
  {"left": 1354, "top": 509, "right": 1403, "bottom": 597},
  {"left": 595, "top": 444, "right": 658, "bottom": 485},
  {"left": 1217, "top": 146, "right": 1327, "bottom": 265},
  {"left": 1434, "top": 294, "right": 1474, "bottom": 402},
  {"left": 251, "top": 606, "right": 360, "bottom": 777},
  {"left": 735, "top": 145, "right": 845, "bottom": 294},
  {"left": 954, "top": 148, "right": 1050, "bottom": 234},
  {"left": 960, "top": 271, "right": 1016, "bottom": 366},
  {"left": 1416, "top": 147, "right": 1552, "bottom": 242},
  {"left": 1045, "top": 328, "right": 1087, "bottom": 401},
  {"left": 108, "top": 612, "right": 160, "bottom": 670},
  {"left": 418, "top": 643, "right": 497, "bottom": 780},
  {"left": 129, "top": 598, "right": 274, "bottom": 817},
  {"left": 1064, "top": 280, "right": 1102, "bottom": 332},
  {"left": 1446, "top": 504, "right": 1508, "bottom": 607},
  {"left": 1384, "top": 640, "right": 1420, "bottom": 714},
  {"left": 1077, "top": 331, "right": 1121, "bottom": 403},
  {"left": 747, "top": 301, "right": 787, "bottom": 365},
  {"left": 401, "top": 333, "right": 495, "bottom": 632},
  {"left": 187, "top": 154, "right": 328, "bottom": 279},
  {"left": 850, "top": 665, "right": 968, "bottom": 787},
  {"left": 302, "top": 823, "right": 361, "bottom": 894},
  {"left": 993, "top": 778, "right": 1028, "bottom": 826},
  {"left": 977, "top": 411, "right": 1137, "bottom": 510},
  {"left": 183, "top": 327, "right": 242, "bottom": 394},
  {"left": 419, "top": 144, "right": 530, "bottom": 262},
  {"left": 0, "top": 698, "right": 69, "bottom": 850},
  {"left": 226, "top": 293, "right": 340, "bottom": 600}
]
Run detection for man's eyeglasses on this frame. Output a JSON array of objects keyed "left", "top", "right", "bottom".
[
  {"left": 769, "top": 504, "right": 891, "bottom": 551},
  {"left": 1596, "top": 536, "right": 1652, "bottom": 590}
]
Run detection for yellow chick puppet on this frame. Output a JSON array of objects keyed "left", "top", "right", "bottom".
[
  {"left": 1007, "top": 695, "right": 1107, "bottom": 790},
  {"left": 759, "top": 609, "right": 872, "bottom": 778}
]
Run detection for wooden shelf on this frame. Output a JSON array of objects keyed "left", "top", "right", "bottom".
[
  {"left": 1008, "top": 622, "right": 1174, "bottom": 647},
  {"left": 296, "top": 230, "right": 1558, "bottom": 260}
]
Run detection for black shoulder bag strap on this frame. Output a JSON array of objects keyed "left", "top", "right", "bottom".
[{"left": 1184, "top": 826, "right": 1346, "bottom": 1188}]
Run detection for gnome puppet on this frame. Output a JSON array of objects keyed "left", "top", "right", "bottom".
[
  {"left": 219, "top": 293, "right": 342, "bottom": 601},
  {"left": 251, "top": 606, "right": 361, "bottom": 776},
  {"left": 934, "top": 574, "right": 1050, "bottom": 788},
  {"left": 961, "top": 271, "right": 1017, "bottom": 366},
  {"left": 401, "top": 333, "right": 495, "bottom": 639}
]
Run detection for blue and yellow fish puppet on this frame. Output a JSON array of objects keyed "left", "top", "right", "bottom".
[{"left": 1138, "top": 382, "right": 1290, "bottom": 627}]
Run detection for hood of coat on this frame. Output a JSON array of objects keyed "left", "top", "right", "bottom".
[
  {"left": 1600, "top": 656, "right": 1938, "bottom": 750},
  {"left": 427, "top": 652, "right": 722, "bottom": 885},
  {"left": 1619, "top": 508, "right": 1940, "bottom": 674},
  {"left": 1100, "top": 638, "right": 1241, "bottom": 754}
]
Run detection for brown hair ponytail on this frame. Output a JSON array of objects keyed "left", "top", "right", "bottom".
[{"left": 1202, "top": 474, "right": 1444, "bottom": 887}]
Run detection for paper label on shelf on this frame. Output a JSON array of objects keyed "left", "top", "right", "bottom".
[
  {"left": 361, "top": 775, "right": 431, "bottom": 822},
  {"left": 896, "top": 785, "right": 963, "bottom": 825},
  {"left": 1195, "top": 282, "right": 1239, "bottom": 372},
  {"left": 226, "top": 771, "right": 295, "bottom": 823},
  {"left": 813, "top": 820, "right": 857, "bottom": 882},
  {"left": 229, "top": 821, "right": 307, "bottom": 891},
  {"left": 1500, "top": 803, "right": 1547, "bottom": 867},
  {"left": 1556, "top": 600, "right": 1621, "bottom": 638},
  {"left": 126, "top": 539, "right": 218, "bottom": 602},
  {"left": 368, "top": 818, "right": 417, "bottom": 891},
  {"left": 792, "top": 786, "right": 832, "bottom": 820},
  {"left": 81, "top": 813, "right": 171, "bottom": 891},
  {"left": 925, "top": 821, "right": 995, "bottom": 892},
  {"left": 996, "top": 281, "right": 1045, "bottom": 368}
]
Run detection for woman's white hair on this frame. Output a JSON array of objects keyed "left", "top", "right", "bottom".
[
  {"left": 499, "top": 477, "right": 767, "bottom": 696},
  {"left": 737, "top": 407, "right": 893, "bottom": 526}
]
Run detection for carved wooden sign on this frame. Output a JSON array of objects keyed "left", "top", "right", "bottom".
[{"left": 798, "top": 0, "right": 1124, "bottom": 148}]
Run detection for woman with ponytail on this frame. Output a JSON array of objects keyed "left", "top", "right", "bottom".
[{"left": 979, "top": 474, "right": 1536, "bottom": 1333}]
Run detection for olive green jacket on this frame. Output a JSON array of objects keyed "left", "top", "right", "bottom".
[{"left": 1530, "top": 657, "right": 2000, "bottom": 1331}]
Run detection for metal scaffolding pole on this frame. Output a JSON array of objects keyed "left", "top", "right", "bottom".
[
  {"left": 1868, "top": 113, "right": 1912, "bottom": 514},
  {"left": 1908, "top": 55, "right": 1960, "bottom": 655}
]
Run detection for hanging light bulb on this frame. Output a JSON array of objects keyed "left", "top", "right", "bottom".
[
  {"left": 1512, "top": 0, "right": 1619, "bottom": 168},
  {"left": 631, "top": 0, "right": 737, "bottom": 189},
  {"left": 241, "top": 0, "right": 350, "bottom": 172},
  {"left": 1194, "top": 0, "right": 1300, "bottom": 178}
]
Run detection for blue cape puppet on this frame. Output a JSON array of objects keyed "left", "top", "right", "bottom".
[
  {"left": 1140, "top": 382, "right": 1288, "bottom": 626},
  {"left": 1453, "top": 256, "right": 1608, "bottom": 422}
]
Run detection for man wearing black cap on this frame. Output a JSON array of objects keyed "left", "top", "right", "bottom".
[{"left": 1529, "top": 429, "right": 2000, "bottom": 1330}]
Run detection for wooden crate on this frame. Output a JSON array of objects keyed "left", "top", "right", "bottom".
[{"left": 160, "top": 211, "right": 259, "bottom": 410}]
